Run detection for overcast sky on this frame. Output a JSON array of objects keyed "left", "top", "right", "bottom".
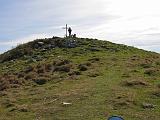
[{"left": 1, "top": 0, "right": 160, "bottom": 53}]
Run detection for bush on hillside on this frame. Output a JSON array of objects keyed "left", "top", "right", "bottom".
[
  {"left": 78, "top": 64, "right": 88, "bottom": 71},
  {"left": 0, "top": 45, "right": 33, "bottom": 63},
  {"left": 53, "top": 65, "right": 70, "bottom": 72},
  {"left": 33, "top": 77, "right": 47, "bottom": 85}
]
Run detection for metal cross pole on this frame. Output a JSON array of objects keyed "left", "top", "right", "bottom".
[{"left": 62, "top": 24, "right": 68, "bottom": 37}]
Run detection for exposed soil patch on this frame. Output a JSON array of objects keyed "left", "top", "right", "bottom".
[{"left": 122, "top": 79, "right": 148, "bottom": 87}]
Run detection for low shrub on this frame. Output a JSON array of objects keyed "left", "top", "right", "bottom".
[
  {"left": 33, "top": 77, "right": 47, "bottom": 85},
  {"left": 53, "top": 65, "right": 70, "bottom": 72},
  {"left": 78, "top": 64, "right": 88, "bottom": 71}
]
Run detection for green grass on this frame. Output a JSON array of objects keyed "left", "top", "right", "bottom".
[{"left": 0, "top": 37, "right": 160, "bottom": 119}]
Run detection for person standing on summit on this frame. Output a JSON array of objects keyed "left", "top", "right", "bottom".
[{"left": 68, "top": 27, "right": 72, "bottom": 37}]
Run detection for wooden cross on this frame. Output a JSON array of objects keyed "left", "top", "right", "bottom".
[{"left": 62, "top": 24, "right": 68, "bottom": 37}]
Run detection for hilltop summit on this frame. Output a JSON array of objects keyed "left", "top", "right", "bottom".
[{"left": 0, "top": 37, "right": 160, "bottom": 120}]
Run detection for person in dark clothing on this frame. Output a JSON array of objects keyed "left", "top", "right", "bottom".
[{"left": 68, "top": 27, "right": 72, "bottom": 37}]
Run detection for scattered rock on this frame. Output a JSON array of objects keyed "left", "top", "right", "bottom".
[
  {"left": 62, "top": 102, "right": 72, "bottom": 105},
  {"left": 64, "top": 39, "right": 77, "bottom": 48},
  {"left": 142, "top": 103, "right": 156, "bottom": 109},
  {"left": 37, "top": 42, "right": 44, "bottom": 45},
  {"left": 41, "top": 48, "right": 47, "bottom": 52}
]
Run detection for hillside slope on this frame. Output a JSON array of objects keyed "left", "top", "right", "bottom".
[{"left": 0, "top": 37, "right": 160, "bottom": 120}]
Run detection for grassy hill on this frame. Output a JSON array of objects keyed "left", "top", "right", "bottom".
[{"left": 0, "top": 37, "right": 160, "bottom": 120}]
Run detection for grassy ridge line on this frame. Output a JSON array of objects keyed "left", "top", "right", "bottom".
[{"left": 0, "top": 37, "right": 160, "bottom": 119}]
